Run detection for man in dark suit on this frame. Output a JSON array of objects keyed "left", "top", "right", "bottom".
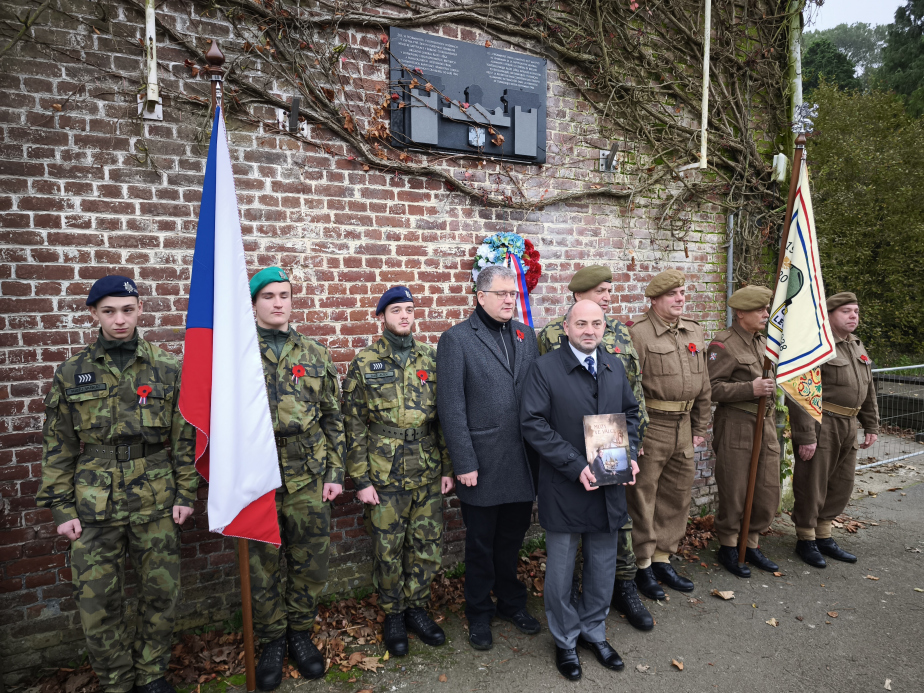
[
  {"left": 436, "top": 264, "right": 541, "bottom": 651},
  {"left": 520, "top": 300, "right": 640, "bottom": 681}
]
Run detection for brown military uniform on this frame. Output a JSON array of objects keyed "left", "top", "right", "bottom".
[
  {"left": 627, "top": 310, "right": 712, "bottom": 564},
  {"left": 708, "top": 322, "right": 780, "bottom": 549},
  {"left": 789, "top": 333, "right": 879, "bottom": 539}
]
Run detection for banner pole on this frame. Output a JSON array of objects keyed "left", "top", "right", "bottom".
[
  {"left": 238, "top": 538, "right": 257, "bottom": 692},
  {"left": 736, "top": 133, "right": 806, "bottom": 567}
]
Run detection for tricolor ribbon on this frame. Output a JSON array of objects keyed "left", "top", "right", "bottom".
[
  {"left": 292, "top": 364, "right": 306, "bottom": 384},
  {"left": 137, "top": 385, "right": 152, "bottom": 405},
  {"left": 507, "top": 252, "right": 534, "bottom": 328}
]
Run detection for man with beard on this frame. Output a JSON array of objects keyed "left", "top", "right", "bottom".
[{"left": 342, "top": 286, "right": 455, "bottom": 657}]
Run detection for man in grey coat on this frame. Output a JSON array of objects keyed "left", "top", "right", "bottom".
[
  {"left": 520, "top": 300, "right": 640, "bottom": 681},
  {"left": 436, "top": 265, "right": 541, "bottom": 651}
]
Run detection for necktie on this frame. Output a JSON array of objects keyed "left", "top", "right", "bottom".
[{"left": 584, "top": 355, "right": 596, "bottom": 378}]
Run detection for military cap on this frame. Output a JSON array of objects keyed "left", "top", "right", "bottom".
[
  {"left": 645, "top": 269, "right": 686, "bottom": 298},
  {"left": 249, "top": 266, "right": 290, "bottom": 299},
  {"left": 86, "top": 275, "right": 139, "bottom": 306},
  {"left": 826, "top": 291, "right": 858, "bottom": 312},
  {"left": 376, "top": 286, "right": 414, "bottom": 315},
  {"left": 568, "top": 265, "right": 612, "bottom": 293},
  {"left": 728, "top": 285, "right": 773, "bottom": 310}
]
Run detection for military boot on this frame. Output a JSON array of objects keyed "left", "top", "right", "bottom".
[
  {"left": 136, "top": 678, "right": 176, "bottom": 693},
  {"left": 383, "top": 612, "right": 409, "bottom": 657},
  {"left": 816, "top": 538, "right": 857, "bottom": 563},
  {"left": 611, "top": 579, "right": 654, "bottom": 631},
  {"left": 255, "top": 634, "right": 287, "bottom": 691},
  {"left": 405, "top": 607, "right": 446, "bottom": 646},
  {"left": 287, "top": 628, "right": 325, "bottom": 680},
  {"left": 716, "top": 545, "right": 751, "bottom": 578},
  {"left": 795, "top": 540, "right": 827, "bottom": 568}
]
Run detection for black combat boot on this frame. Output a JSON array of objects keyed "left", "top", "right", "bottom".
[
  {"left": 745, "top": 546, "right": 779, "bottom": 572},
  {"left": 816, "top": 538, "right": 857, "bottom": 563},
  {"left": 405, "top": 607, "right": 446, "bottom": 646},
  {"left": 634, "top": 566, "right": 666, "bottom": 600},
  {"left": 135, "top": 678, "right": 176, "bottom": 693},
  {"left": 255, "top": 634, "right": 286, "bottom": 691},
  {"left": 287, "top": 628, "right": 325, "bottom": 679},
  {"left": 716, "top": 545, "right": 751, "bottom": 578},
  {"left": 383, "top": 612, "right": 409, "bottom": 656},
  {"left": 795, "top": 539, "right": 827, "bottom": 568},
  {"left": 611, "top": 579, "right": 654, "bottom": 631},
  {"left": 651, "top": 561, "right": 695, "bottom": 592}
]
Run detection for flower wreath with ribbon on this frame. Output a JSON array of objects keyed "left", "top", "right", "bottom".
[{"left": 471, "top": 232, "right": 542, "bottom": 327}]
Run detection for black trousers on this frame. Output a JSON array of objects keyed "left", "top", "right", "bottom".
[{"left": 459, "top": 500, "right": 533, "bottom": 623}]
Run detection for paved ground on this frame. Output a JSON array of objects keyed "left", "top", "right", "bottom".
[{"left": 260, "top": 465, "right": 924, "bottom": 693}]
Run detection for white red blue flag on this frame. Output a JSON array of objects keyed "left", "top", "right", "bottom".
[
  {"left": 179, "top": 107, "right": 282, "bottom": 545},
  {"left": 508, "top": 252, "right": 534, "bottom": 328}
]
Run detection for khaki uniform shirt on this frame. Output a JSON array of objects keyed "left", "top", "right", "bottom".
[
  {"left": 707, "top": 321, "right": 774, "bottom": 414},
  {"left": 259, "top": 329, "right": 345, "bottom": 493},
  {"left": 342, "top": 337, "right": 452, "bottom": 491},
  {"left": 790, "top": 333, "right": 880, "bottom": 446},
  {"left": 37, "top": 337, "right": 197, "bottom": 527},
  {"left": 629, "top": 310, "right": 712, "bottom": 437},
  {"left": 537, "top": 314, "right": 648, "bottom": 440}
]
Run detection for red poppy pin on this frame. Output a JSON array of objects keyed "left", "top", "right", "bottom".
[
  {"left": 417, "top": 370, "right": 428, "bottom": 382},
  {"left": 688, "top": 343, "right": 698, "bottom": 354},
  {"left": 292, "top": 364, "right": 306, "bottom": 384},
  {"left": 860, "top": 354, "right": 871, "bottom": 364},
  {"left": 613, "top": 346, "right": 621, "bottom": 354},
  {"left": 516, "top": 330, "right": 524, "bottom": 342},
  {"left": 137, "top": 385, "right": 152, "bottom": 405}
]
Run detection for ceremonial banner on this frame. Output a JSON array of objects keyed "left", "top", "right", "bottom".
[
  {"left": 765, "top": 161, "right": 836, "bottom": 422},
  {"left": 508, "top": 252, "right": 534, "bottom": 328},
  {"left": 179, "top": 107, "right": 282, "bottom": 545}
]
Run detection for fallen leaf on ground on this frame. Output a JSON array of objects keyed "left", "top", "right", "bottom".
[
  {"left": 438, "top": 673, "right": 448, "bottom": 682},
  {"left": 711, "top": 589, "right": 734, "bottom": 600},
  {"left": 773, "top": 572, "right": 784, "bottom": 577},
  {"left": 636, "top": 664, "right": 650, "bottom": 673},
  {"left": 885, "top": 679, "right": 892, "bottom": 690},
  {"left": 827, "top": 611, "right": 838, "bottom": 618},
  {"left": 766, "top": 618, "right": 778, "bottom": 627},
  {"left": 356, "top": 656, "right": 384, "bottom": 672},
  {"left": 914, "top": 588, "right": 923, "bottom": 592},
  {"left": 865, "top": 575, "right": 880, "bottom": 581},
  {"left": 672, "top": 659, "right": 684, "bottom": 671}
]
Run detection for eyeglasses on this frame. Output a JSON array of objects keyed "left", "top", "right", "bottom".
[{"left": 481, "top": 290, "right": 519, "bottom": 299}]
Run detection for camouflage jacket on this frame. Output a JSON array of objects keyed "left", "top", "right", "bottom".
[
  {"left": 342, "top": 336, "right": 452, "bottom": 491},
  {"left": 537, "top": 314, "right": 649, "bottom": 441},
  {"left": 37, "top": 335, "right": 197, "bottom": 527},
  {"left": 259, "top": 328, "right": 344, "bottom": 492}
]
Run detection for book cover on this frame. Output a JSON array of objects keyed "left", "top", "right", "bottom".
[{"left": 583, "top": 413, "right": 633, "bottom": 486}]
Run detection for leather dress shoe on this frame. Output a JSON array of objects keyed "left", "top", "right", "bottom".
[
  {"left": 383, "top": 612, "right": 409, "bottom": 657},
  {"left": 555, "top": 646, "right": 582, "bottom": 681},
  {"left": 745, "top": 547, "right": 779, "bottom": 572},
  {"left": 796, "top": 540, "right": 827, "bottom": 568},
  {"left": 255, "top": 634, "right": 286, "bottom": 691},
  {"left": 497, "top": 608, "right": 541, "bottom": 635},
  {"left": 405, "top": 607, "right": 445, "bottom": 646},
  {"left": 816, "top": 537, "right": 857, "bottom": 563},
  {"left": 651, "top": 561, "right": 694, "bottom": 592},
  {"left": 577, "top": 636, "right": 624, "bottom": 671},
  {"left": 716, "top": 545, "right": 751, "bottom": 578},
  {"left": 611, "top": 579, "right": 654, "bottom": 631},
  {"left": 468, "top": 620, "right": 493, "bottom": 650},
  {"left": 287, "top": 628, "right": 325, "bottom": 680},
  {"left": 135, "top": 678, "right": 176, "bottom": 693},
  {"left": 634, "top": 566, "right": 666, "bottom": 600}
]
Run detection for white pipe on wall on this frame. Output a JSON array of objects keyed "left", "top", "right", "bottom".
[{"left": 700, "top": 0, "right": 711, "bottom": 169}]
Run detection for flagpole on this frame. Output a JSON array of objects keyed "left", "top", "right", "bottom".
[
  {"left": 735, "top": 132, "right": 806, "bottom": 567},
  {"left": 204, "top": 38, "right": 257, "bottom": 692}
]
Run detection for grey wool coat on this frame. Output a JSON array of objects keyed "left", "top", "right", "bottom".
[{"left": 436, "top": 310, "right": 539, "bottom": 506}]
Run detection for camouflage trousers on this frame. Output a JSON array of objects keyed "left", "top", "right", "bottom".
[
  {"left": 363, "top": 480, "right": 443, "bottom": 615},
  {"left": 249, "top": 477, "right": 330, "bottom": 642},
  {"left": 71, "top": 516, "right": 179, "bottom": 693}
]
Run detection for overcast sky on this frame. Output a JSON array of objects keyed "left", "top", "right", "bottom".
[{"left": 807, "top": 0, "right": 905, "bottom": 31}]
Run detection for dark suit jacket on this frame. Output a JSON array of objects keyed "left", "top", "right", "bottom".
[
  {"left": 436, "top": 310, "right": 538, "bottom": 506},
  {"left": 519, "top": 342, "right": 640, "bottom": 533}
]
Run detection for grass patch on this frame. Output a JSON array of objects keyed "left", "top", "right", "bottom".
[
  {"left": 519, "top": 532, "right": 546, "bottom": 556},
  {"left": 444, "top": 561, "right": 466, "bottom": 578}
]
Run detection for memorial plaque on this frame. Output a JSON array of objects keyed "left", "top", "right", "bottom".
[{"left": 389, "top": 28, "right": 547, "bottom": 163}]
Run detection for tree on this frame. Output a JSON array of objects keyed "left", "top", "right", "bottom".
[
  {"left": 802, "top": 23, "right": 888, "bottom": 76},
  {"left": 878, "top": 0, "right": 924, "bottom": 116},
  {"left": 809, "top": 84, "right": 924, "bottom": 361},
  {"left": 802, "top": 38, "right": 862, "bottom": 94}
]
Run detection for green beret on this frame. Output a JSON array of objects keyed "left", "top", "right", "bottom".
[
  {"left": 728, "top": 285, "right": 772, "bottom": 311},
  {"left": 645, "top": 269, "right": 686, "bottom": 298},
  {"left": 249, "top": 266, "right": 290, "bottom": 299},
  {"left": 568, "top": 265, "right": 612, "bottom": 293},
  {"left": 826, "top": 291, "right": 858, "bottom": 312}
]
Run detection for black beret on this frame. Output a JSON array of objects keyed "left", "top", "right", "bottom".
[
  {"left": 376, "top": 286, "right": 414, "bottom": 315},
  {"left": 86, "top": 275, "right": 139, "bottom": 306}
]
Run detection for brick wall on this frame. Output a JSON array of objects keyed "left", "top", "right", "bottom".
[{"left": 0, "top": 1, "right": 731, "bottom": 685}]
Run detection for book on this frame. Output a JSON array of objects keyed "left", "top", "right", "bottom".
[{"left": 583, "top": 413, "right": 634, "bottom": 486}]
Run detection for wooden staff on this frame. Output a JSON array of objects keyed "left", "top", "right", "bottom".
[{"left": 736, "top": 133, "right": 807, "bottom": 566}]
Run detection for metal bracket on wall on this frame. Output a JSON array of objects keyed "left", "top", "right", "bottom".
[
  {"left": 274, "top": 98, "right": 308, "bottom": 136},
  {"left": 598, "top": 144, "right": 620, "bottom": 172}
]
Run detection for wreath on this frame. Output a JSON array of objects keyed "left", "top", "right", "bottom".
[{"left": 471, "top": 232, "right": 542, "bottom": 293}]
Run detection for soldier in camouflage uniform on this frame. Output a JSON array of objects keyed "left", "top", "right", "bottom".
[
  {"left": 342, "top": 286, "right": 454, "bottom": 657},
  {"left": 248, "top": 267, "right": 345, "bottom": 691},
  {"left": 536, "top": 265, "right": 652, "bottom": 630},
  {"left": 37, "top": 275, "right": 197, "bottom": 693}
]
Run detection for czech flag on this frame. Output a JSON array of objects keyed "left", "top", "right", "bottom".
[
  {"left": 508, "top": 252, "right": 534, "bottom": 328},
  {"left": 179, "top": 107, "right": 282, "bottom": 545}
]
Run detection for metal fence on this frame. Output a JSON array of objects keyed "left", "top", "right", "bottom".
[{"left": 856, "top": 364, "right": 924, "bottom": 470}]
